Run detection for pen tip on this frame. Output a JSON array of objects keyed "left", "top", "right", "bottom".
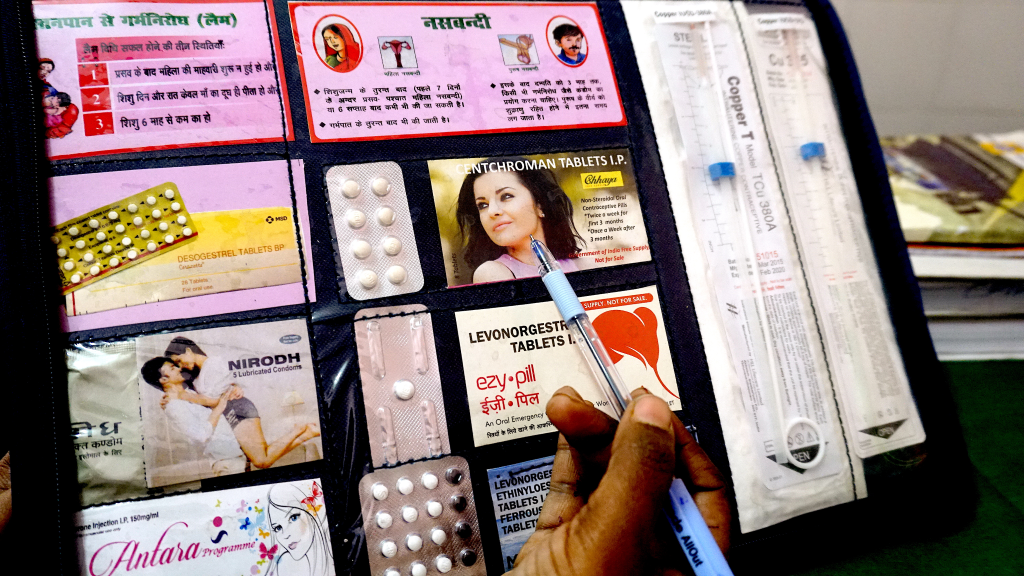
[{"left": 530, "top": 234, "right": 536, "bottom": 242}]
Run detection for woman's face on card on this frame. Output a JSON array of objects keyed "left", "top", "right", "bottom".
[
  {"left": 473, "top": 171, "right": 542, "bottom": 248},
  {"left": 323, "top": 28, "right": 345, "bottom": 56},
  {"left": 170, "top": 347, "right": 197, "bottom": 370},
  {"left": 271, "top": 507, "right": 313, "bottom": 559}
]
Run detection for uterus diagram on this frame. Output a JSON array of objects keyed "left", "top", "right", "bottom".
[{"left": 381, "top": 39, "right": 413, "bottom": 68}]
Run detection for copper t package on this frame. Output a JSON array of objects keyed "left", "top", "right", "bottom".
[
  {"left": 359, "top": 456, "right": 485, "bottom": 575},
  {"left": 355, "top": 305, "right": 450, "bottom": 467}
]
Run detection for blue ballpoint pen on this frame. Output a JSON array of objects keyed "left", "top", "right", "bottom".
[{"left": 531, "top": 235, "right": 734, "bottom": 576}]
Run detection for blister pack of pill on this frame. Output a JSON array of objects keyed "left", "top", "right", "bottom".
[
  {"left": 51, "top": 182, "right": 198, "bottom": 294},
  {"left": 359, "top": 456, "right": 485, "bottom": 576},
  {"left": 355, "top": 305, "right": 450, "bottom": 467},
  {"left": 325, "top": 162, "right": 424, "bottom": 300}
]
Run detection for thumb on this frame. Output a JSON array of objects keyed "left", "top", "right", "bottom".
[{"left": 571, "top": 394, "right": 677, "bottom": 570}]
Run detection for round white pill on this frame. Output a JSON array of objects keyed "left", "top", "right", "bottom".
[
  {"left": 358, "top": 269, "right": 378, "bottom": 289},
  {"left": 182, "top": 227, "right": 193, "bottom": 237},
  {"left": 127, "top": 250, "right": 138, "bottom": 259},
  {"left": 109, "top": 257, "right": 119, "bottom": 267},
  {"left": 102, "top": 245, "right": 112, "bottom": 254},
  {"left": 346, "top": 209, "right": 367, "bottom": 229},
  {"left": 435, "top": 555, "right": 453, "bottom": 573},
  {"left": 375, "top": 511, "right": 393, "bottom": 529},
  {"left": 89, "top": 265, "right": 100, "bottom": 276},
  {"left": 74, "top": 240, "right": 85, "bottom": 250},
  {"left": 401, "top": 505, "right": 418, "bottom": 523},
  {"left": 430, "top": 528, "right": 447, "bottom": 545},
  {"left": 380, "top": 540, "right": 398, "bottom": 558},
  {"left": 68, "top": 226, "right": 79, "bottom": 236},
  {"left": 384, "top": 569, "right": 399, "bottom": 576},
  {"left": 386, "top": 265, "right": 407, "bottom": 285},
  {"left": 164, "top": 189, "right": 175, "bottom": 199},
  {"left": 159, "top": 222, "right": 169, "bottom": 231},
  {"left": 406, "top": 534, "right": 423, "bottom": 552},
  {"left": 115, "top": 224, "right": 125, "bottom": 234},
  {"left": 371, "top": 177, "right": 390, "bottom": 196},
  {"left": 122, "top": 237, "right": 131, "bottom": 246},
  {"left": 410, "top": 562, "right": 427, "bottom": 576},
  {"left": 71, "top": 273, "right": 81, "bottom": 283},
  {"left": 177, "top": 216, "right": 186, "bottom": 225},
  {"left": 140, "top": 229, "right": 151, "bottom": 239},
  {"left": 396, "top": 477, "right": 414, "bottom": 495},
  {"left": 57, "top": 248, "right": 67, "bottom": 258},
  {"left": 133, "top": 216, "right": 143, "bottom": 226},
  {"left": 50, "top": 235, "right": 59, "bottom": 244},
  {"left": 89, "top": 219, "right": 99, "bottom": 229},
  {"left": 152, "top": 209, "right": 162, "bottom": 219},
  {"left": 381, "top": 236, "right": 402, "bottom": 256},
  {"left": 164, "top": 234, "right": 174, "bottom": 244},
  {"left": 147, "top": 242, "right": 157, "bottom": 252},
  {"left": 393, "top": 379, "right": 415, "bottom": 401},
  {"left": 351, "top": 239, "right": 372, "bottom": 260},
  {"left": 83, "top": 253, "right": 94, "bottom": 263},
  {"left": 426, "top": 500, "right": 443, "bottom": 518},
  {"left": 371, "top": 482, "right": 389, "bottom": 501},
  {"left": 63, "top": 261, "right": 74, "bottom": 271},
  {"left": 421, "top": 472, "right": 438, "bottom": 490},
  {"left": 127, "top": 204, "right": 138, "bottom": 213},
  {"left": 96, "top": 232, "right": 107, "bottom": 242},
  {"left": 146, "top": 196, "right": 157, "bottom": 205},
  {"left": 376, "top": 206, "right": 396, "bottom": 226},
  {"left": 341, "top": 179, "right": 361, "bottom": 198},
  {"left": 171, "top": 202, "right": 182, "bottom": 212},
  {"left": 108, "top": 211, "right": 119, "bottom": 220}
]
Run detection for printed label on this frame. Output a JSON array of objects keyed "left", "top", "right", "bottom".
[
  {"left": 51, "top": 160, "right": 314, "bottom": 333},
  {"left": 135, "top": 319, "right": 323, "bottom": 487},
  {"left": 32, "top": 0, "right": 293, "bottom": 160},
  {"left": 75, "top": 479, "right": 335, "bottom": 576},
  {"left": 429, "top": 149, "right": 651, "bottom": 287},
  {"left": 486, "top": 456, "right": 555, "bottom": 573},
  {"left": 455, "top": 286, "right": 680, "bottom": 446},
  {"left": 288, "top": 2, "right": 625, "bottom": 142}
]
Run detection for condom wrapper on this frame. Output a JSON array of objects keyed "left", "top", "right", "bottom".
[
  {"left": 135, "top": 319, "right": 323, "bottom": 488},
  {"left": 428, "top": 148, "right": 652, "bottom": 287},
  {"left": 455, "top": 285, "right": 681, "bottom": 447},
  {"left": 325, "top": 161, "right": 424, "bottom": 300},
  {"left": 359, "top": 456, "right": 485, "bottom": 576},
  {"left": 75, "top": 478, "right": 335, "bottom": 576},
  {"left": 485, "top": 455, "right": 555, "bottom": 572},
  {"left": 354, "top": 305, "right": 449, "bottom": 467}
]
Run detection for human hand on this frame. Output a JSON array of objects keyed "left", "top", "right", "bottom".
[
  {"left": 510, "top": 387, "right": 731, "bottom": 576},
  {"left": 226, "top": 385, "right": 244, "bottom": 401},
  {"left": 160, "top": 394, "right": 170, "bottom": 410}
]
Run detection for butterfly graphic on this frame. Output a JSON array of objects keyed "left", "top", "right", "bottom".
[
  {"left": 215, "top": 499, "right": 222, "bottom": 508},
  {"left": 301, "top": 481, "right": 323, "bottom": 514},
  {"left": 258, "top": 527, "right": 270, "bottom": 539},
  {"left": 239, "top": 517, "right": 252, "bottom": 532},
  {"left": 236, "top": 500, "right": 248, "bottom": 514},
  {"left": 259, "top": 543, "right": 278, "bottom": 561},
  {"left": 255, "top": 506, "right": 263, "bottom": 514},
  {"left": 257, "top": 559, "right": 266, "bottom": 567}
]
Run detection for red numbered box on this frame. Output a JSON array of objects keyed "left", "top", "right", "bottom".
[
  {"left": 78, "top": 63, "right": 108, "bottom": 88},
  {"left": 83, "top": 112, "right": 115, "bottom": 137},
  {"left": 80, "top": 86, "right": 111, "bottom": 113}
]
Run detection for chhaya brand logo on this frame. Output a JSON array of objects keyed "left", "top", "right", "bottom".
[{"left": 580, "top": 171, "right": 623, "bottom": 189}]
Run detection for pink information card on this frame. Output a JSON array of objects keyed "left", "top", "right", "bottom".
[
  {"left": 33, "top": 0, "right": 293, "bottom": 160},
  {"left": 288, "top": 1, "right": 626, "bottom": 142}
]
